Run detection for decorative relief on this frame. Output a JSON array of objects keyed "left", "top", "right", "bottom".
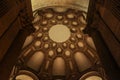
[{"left": 10, "top": 7, "right": 107, "bottom": 80}]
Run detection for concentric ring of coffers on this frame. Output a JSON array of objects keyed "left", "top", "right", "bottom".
[
  {"left": 10, "top": 6, "right": 106, "bottom": 80},
  {"left": 32, "top": 6, "right": 87, "bottom": 29}
]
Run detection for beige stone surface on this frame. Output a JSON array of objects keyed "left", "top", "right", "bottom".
[{"left": 31, "top": 0, "right": 89, "bottom": 11}]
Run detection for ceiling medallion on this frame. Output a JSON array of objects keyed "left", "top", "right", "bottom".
[{"left": 49, "top": 24, "right": 71, "bottom": 43}]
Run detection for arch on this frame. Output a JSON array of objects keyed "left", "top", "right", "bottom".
[
  {"left": 79, "top": 71, "right": 103, "bottom": 80},
  {"left": 85, "top": 76, "right": 102, "bottom": 80},
  {"left": 16, "top": 74, "right": 34, "bottom": 80}
]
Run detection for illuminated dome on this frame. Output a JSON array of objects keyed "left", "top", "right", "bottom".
[{"left": 9, "top": 0, "right": 107, "bottom": 80}]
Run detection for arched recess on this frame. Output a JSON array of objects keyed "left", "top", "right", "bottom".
[
  {"left": 52, "top": 57, "right": 66, "bottom": 76},
  {"left": 74, "top": 52, "right": 92, "bottom": 72},
  {"left": 86, "top": 36, "right": 96, "bottom": 50},
  {"left": 22, "top": 35, "right": 34, "bottom": 48},
  {"left": 27, "top": 51, "right": 44, "bottom": 71}
]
